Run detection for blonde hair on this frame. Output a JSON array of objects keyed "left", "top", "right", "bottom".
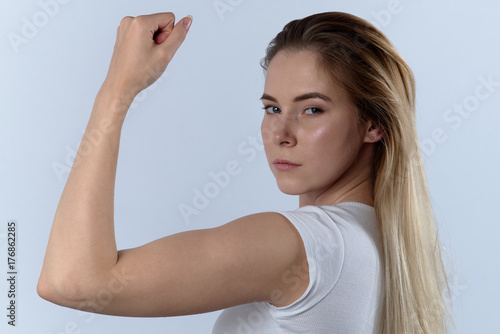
[{"left": 262, "top": 12, "right": 451, "bottom": 333}]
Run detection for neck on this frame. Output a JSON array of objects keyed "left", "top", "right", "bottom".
[{"left": 299, "top": 143, "right": 375, "bottom": 208}]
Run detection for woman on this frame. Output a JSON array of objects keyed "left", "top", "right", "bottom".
[{"left": 37, "top": 11, "right": 450, "bottom": 333}]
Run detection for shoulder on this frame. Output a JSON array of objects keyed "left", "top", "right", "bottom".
[
  {"left": 210, "top": 211, "right": 306, "bottom": 272},
  {"left": 186, "top": 211, "right": 311, "bottom": 309}
]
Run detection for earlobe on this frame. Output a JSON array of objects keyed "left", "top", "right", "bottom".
[{"left": 365, "top": 122, "right": 383, "bottom": 143}]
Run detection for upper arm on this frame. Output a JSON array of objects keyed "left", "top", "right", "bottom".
[{"left": 69, "top": 212, "right": 308, "bottom": 317}]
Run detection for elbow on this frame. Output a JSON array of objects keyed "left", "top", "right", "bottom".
[
  {"left": 37, "top": 276, "right": 58, "bottom": 304},
  {"left": 36, "top": 275, "right": 50, "bottom": 300},
  {"left": 37, "top": 271, "right": 88, "bottom": 308}
]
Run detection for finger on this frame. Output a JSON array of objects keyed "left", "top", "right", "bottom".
[
  {"left": 154, "top": 31, "right": 168, "bottom": 45},
  {"left": 150, "top": 12, "right": 176, "bottom": 30},
  {"left": 158, "top": 15, "right": 192, "bottom": 61},
  {"left": 154, "top": 30, "right": 170, "bottom": 45},
  {"left": 146, "top": 12, "right": 176, "bottom": 41}
]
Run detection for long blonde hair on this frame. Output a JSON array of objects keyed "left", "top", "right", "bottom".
[{"left": 262, "top": 12, "right": 451, "bottom": 333}]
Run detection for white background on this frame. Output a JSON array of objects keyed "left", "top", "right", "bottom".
[{"left": 1, "top": 0, "right": 499, "bottom": 333}]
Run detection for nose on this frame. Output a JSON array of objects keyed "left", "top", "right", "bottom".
[{"left": 262, "top": 114, "right": 297, "bottom": 147}]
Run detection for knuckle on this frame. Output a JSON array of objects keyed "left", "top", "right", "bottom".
[
  {"left": 120, "top": 16, "right": 133, "bottom": 26},
  {"left": 163, "top": 12, "right": 175, "bottom": 20},
  {"left": 133, "top": 15, "right": 147, "bottom": 25}
]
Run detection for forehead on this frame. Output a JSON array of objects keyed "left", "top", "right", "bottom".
[{"left": 264, "top": 50, "right": 347, "bottom": 102}]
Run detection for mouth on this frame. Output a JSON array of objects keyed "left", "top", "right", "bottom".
[{"left": 272, "top": 159, "right": 301, "bottom": 171}]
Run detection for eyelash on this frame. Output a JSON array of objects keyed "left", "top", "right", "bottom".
[
  {"left": 262, "top": 106, "right": 280, "bottom": 114},
  {"left": 262, "top": 106, "right": 323, "bottom": 115}
]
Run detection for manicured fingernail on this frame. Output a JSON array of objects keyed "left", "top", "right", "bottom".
[{"left": 184, "top": 15, "right": 193, "bottom": 30}]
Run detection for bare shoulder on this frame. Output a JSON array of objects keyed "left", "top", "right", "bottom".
[
  {"left": 217, "top": 211, "right": 309, "bottom": 303},
  {"left": 212, "top": 211, "right": 305, "bottom": 263}
]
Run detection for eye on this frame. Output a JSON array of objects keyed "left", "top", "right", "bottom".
[
  {"left": 263, "top": 106, "right": 281, "bottom": 114},
  {"left": 304, "top": 107, "right": 322, "bottom": 115}
]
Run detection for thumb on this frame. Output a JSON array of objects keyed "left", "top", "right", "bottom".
[{"left": 160, "top": 15, "right": 192, "bottom": 61}]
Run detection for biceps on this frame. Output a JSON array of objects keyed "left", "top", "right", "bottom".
[
  {"left": 82, "top": 214, "right": 301, "bottom": 317},
  {"left": 88, "top": 232, "right": 232, "bottom": 317}
]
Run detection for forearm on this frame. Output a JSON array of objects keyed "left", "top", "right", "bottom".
[
  {"left": 38, "top": 12, "right": 191, "bottom": 307},
  {"left": 39, "top": 85, "right": 131, "bottom": 295}
]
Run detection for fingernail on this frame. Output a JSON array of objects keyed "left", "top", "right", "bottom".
[{"left": 184, "top": 15, "right": 193, "bottom": 31}]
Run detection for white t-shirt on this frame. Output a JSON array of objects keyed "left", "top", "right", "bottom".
[{"left": 212, "top": 202, "right": 384, "bottom": 334}]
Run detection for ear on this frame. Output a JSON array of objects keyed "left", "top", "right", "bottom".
[{"left": 363, "top": 121, "right": 383, "bottom": 143}]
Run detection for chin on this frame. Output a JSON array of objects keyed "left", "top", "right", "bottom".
[{"left": 276, "top": 181, "right": 305, "bottom": 196}]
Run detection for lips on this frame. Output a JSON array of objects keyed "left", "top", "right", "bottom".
[{"left": 272, "top": 159, "right": 301, "bottom": 171}]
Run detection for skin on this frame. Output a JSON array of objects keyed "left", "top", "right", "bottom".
[
  {"left": 261, "top": 50, "right": 382, "bottom": 208},
  {"left": 36, "top": 12, "right": 381, "bottom": 318}
]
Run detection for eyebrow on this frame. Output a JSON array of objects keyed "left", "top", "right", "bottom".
[{"left": 260, "top": 92, "right": 332, "bottom": 103}]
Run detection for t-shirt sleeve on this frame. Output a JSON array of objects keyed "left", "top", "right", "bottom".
[{"left": 269, "top": 206, "right": 345, "bottom": 318}]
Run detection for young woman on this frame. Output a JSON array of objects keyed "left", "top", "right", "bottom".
[{"left": 37, "top": 11, "right": 450, "bottom": 333}]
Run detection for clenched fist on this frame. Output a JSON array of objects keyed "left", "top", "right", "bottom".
[{"left": 103, "top": 12, "right": 192, "bottom": 98}]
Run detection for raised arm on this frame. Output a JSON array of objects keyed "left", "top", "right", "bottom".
[{"left": 37, "top": 13, "right": 309, "bottom": 317}]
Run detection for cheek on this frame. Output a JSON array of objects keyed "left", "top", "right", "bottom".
[
  {"left": 261, "top": 120, "right": 273, "bottom": 159},
  {"left": 260, "top": 119, "right": 271, "bottom": 144},
  {"left": 304, "top": 124, "right": 343, "bottom": 151},
  {"left": 302, "top": 122, "right": 359, "bottom": 162}
]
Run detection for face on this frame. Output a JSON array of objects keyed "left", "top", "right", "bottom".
[{"left": 261, "top": 50, "right": 370, "bottom": 204}]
